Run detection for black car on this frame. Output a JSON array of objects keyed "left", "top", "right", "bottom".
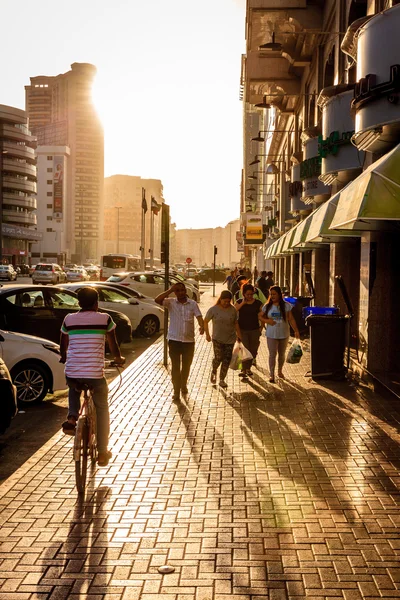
[
  {"left": 0, "top": 285, "right": 132, "bottom": 346},
  {"left": 196, "top": 268, "right": 228, "bottom": 283}
]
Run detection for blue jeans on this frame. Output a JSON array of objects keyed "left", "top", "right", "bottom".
[{"left": 66, "top": 376, "right": 109, "bottom": 453}]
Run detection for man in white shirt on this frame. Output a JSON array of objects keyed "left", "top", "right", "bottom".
[{"left": 155, "top": 282, "right": 204, "bottom": 401}]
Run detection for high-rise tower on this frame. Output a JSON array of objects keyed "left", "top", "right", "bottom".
[{"left": 25, "top": 63, "right": 104, "bottom": 262}]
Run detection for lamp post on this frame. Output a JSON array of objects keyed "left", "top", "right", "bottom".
[
  {"left": 76, "top": 185, "right": 87, "bottom": 264},
  {"left": 115, "top": 206, "right": 122, "bottom": 254},
  {"left": 0, "top": 147, "right": 6, "bottom": 265}
]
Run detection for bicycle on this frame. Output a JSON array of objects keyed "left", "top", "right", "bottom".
[{"left": 73, "top": 361, "right": 122, "bottom": 494}]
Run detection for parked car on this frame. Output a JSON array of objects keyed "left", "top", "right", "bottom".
[
  {"left": 82, "top": 264, "right": 101, "bottom": 280},
  {"left": 102, "top": 282, "right": 158, "bottom": 306},
  {"left": 32, "top": 263, "right": 66, "bottom": 285},
  {"left": 106, "top": 272, "right": 200, "bottom": 301},
  {"left": 0, "top": 265, "right": 18, "bottom": 281},
  {"left": 65, "top": 267, "right": 90, "bottom": 282},
  {"left": 0, "top": 357, "right": 17, "bottom": 434},
  {"left": 0, "top": 285, "right": 132, "bottom": 346},
  {"left": 59, "top": 283, "right": 164, "bottom": 337},
  {"left": 0, "top": 329, "right": 66, "bottom": 404},
  {"left": 196, "top": 268, "right": 228, "bottom": 283}
]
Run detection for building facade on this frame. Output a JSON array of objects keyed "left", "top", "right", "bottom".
[
  {"left": 242, "top": 0, "right": 400, "bottom": 388},
  {"left": 0, "top": 104, "right": 41, "bottom": 265},
  {"left": 103, "top": 175, "right": 164, "bottom": 266},
  {"left": 31, "top": 146, "right": 70, "bottom": 264},
  {"left": 173, "top": 219, "right": 242, "bottom": 268},
  {"left": 25, "top": 63, "right": 104, "bottom": 263}
]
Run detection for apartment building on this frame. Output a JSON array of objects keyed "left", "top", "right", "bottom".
[
  {"left": 0, "top": 104, "right": 41, "bottom": 265},
  {"left": 25, "top": 63, "right": 104, "bottom": 263},
  {"left": 242, "top": 0, "right": 400, "bottom": 386},
  {"left": 103, "top": 175, "right": 163, "bottom": 266}
]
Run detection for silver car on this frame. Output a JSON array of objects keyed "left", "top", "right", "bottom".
[
  {"left": 32, "top": 263, "right": 66, "bottom": 285},
  {"left": 0, "top": 265, "right": 18, "bottom": 281}
]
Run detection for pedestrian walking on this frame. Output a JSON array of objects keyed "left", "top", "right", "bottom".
[
  {"left": 253, "top": 266, "right": 258, "bottom": 285},
  {"left": 223, "top": 270, "right": 234, "bottom": 291},
  {"left": 231, "top": 273, "right": 247, "bottom": 299},
  {"left": 204, "top": 290, "right": 241, "bottom": 388},
  {"left": 234, "top": 283, "right": 263, "bottom": 377},
  {"left": 234, "top": 281, "right": 267, "bottom": 305},
  {"left": 258, "top": 285, "right": 299, "bottom": 383},
  {"left": 256, "top": 270, "right": 274, "bottom": 297},
  {"left": 155, "top": 282, "right": 204, "bottom": 402}
]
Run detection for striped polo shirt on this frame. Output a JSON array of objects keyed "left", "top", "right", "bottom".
[{"left": 61, "top": 310, "right": 116, "bottom": 378}]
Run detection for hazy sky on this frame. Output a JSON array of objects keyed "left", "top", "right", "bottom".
[{"left": 1, "top": 0, "right": 245, "bottom": 229}]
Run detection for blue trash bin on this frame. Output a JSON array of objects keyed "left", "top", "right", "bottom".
[
  {"left": 284, "top": 296, "right": 313, "bottom": 336},
  {"left": 302, "top": 306, "right": 339, "bottom": 318}
]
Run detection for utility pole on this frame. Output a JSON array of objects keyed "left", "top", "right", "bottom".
[
  {"left": 161, "top": 203, "right": 170, "bottom": 367},
  {"left": 140, "top": 188, "right": 147, "bottom": 270},
  {"left": 213, "top": 245, "right": 217, "bottom": 297}
]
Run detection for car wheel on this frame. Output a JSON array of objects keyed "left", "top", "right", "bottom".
[
  {"left": 11, "top": 362, "right": 50, "bottom": 404},
  {"left": 138, "top": 315, "right": 159, "bottom": 337}
]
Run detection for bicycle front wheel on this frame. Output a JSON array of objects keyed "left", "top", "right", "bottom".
[{"left": 74, "top": 417, "right": 88, "bottom": 493}]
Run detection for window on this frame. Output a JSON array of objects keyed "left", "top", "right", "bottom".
[
  {"left": 47, "top": 155, "right": 53, "bottom": 160},
  {"left": 11, "top": 290, "right": 46, "bottom": 308},
  {"left": 47, "top": 216, "right": 52, "bottom": 221},
  {"left": 101, "top": 289, "right": 129, "bottom": 304},
  {"left": 47, "top": 180, "right": 53, "bottom": 185},
  {"left": 48, "top": 290, "right": 79, "bottom": 309},
  {"left": 47, "top": 168, "right": 53, "bottom": 172},
  {"left": 47, "top": 192, "right": 52, "bottom": 197},
  {"left": 47, "top": 204, "right": 52, "bottom": 209},
  {"left": 46, "top": 228, "right": 53, "bottom": 232}
]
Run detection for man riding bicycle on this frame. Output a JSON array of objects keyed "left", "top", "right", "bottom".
[{"left": 60, "top": 287, "right": 125, "bottom": 466}]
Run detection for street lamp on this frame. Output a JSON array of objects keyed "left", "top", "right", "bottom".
[{"left": 114, "top": 206, "right": 122, "bottom": 253}]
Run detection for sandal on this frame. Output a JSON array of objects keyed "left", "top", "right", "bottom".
[
  {"left": 97, "top": 450, "right": 112, "bottom": 467},
  {"left": 62, "top": 420, "right": 76, "bottom": 436},
  {"left": 210, "top": 372, "right": 217, "bottom": 384}
]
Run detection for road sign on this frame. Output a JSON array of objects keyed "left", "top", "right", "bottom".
[{"left": 186, "top": 257, "right": 192, "bottom": 264}]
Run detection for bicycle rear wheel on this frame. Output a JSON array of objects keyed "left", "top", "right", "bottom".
[{"left": 74, "top": 417, "right": 88, "bottom": 493}]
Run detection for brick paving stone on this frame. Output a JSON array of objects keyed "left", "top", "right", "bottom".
[{"left": 1, "top": 284, "right": 400, "bottom": 598}]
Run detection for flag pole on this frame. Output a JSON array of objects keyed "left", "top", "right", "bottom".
[
  {"left": 140, "top": 188, "right": 146, "bottom": 270},
  {"left": 150, "top": 196, "right": 155, "bottom": 269}
]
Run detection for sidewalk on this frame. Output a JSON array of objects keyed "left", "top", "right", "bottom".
[{"left": 1, "top": 285, "right": 400, "bottom": 600}]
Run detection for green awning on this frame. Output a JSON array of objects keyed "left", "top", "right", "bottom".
[
  {"left": 281, "top": 222, "right": 301, "bottom": 253},
  {"left": 265, "top": 240, "right": 277, "bottom": 259},
  {"left": 305, "top": 188, "right": 359, "bottom": 242},
  {"left": 330, "top": 142, "right": 400, "bottom": 230},
  {"left": 292, "top": 213, "right": 315, "bottom": 249}
]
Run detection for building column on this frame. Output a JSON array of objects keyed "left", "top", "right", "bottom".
[
  {"left": 283, "top": 256, "right": 291, "bottom": 292},
  {"left": 290, "top": 253, "right": 300, "bottom": 296},
  {"left": 311, "top": 247, "right": 330, "bottom": 305},
  {"left": 329, "top": 240, "right": 360, "bottom": 347}
]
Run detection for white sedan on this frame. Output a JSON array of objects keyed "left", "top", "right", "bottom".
[
  {"left": 106, "top": 272, "right": 200, "bottom": 301},
  {"left": 0, "top": 329, "right": 66, "bottom": 404},
  {"left": 66, "top": 267, "right": 90, "bottom": 282},
  {"left": 59, "top": 283, "right": 164, "bottom": 337}
]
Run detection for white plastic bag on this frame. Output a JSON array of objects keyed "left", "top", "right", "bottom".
[
  {"left": 229, "top": 342, "right": 253, "bottom": 370},
  {"left": 286, "top": 339, "right": 303, "bottom": 364}
]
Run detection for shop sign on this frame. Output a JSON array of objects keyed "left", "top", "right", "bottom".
[
  {"left": 244, "top": 213, "right": 264, "bottom": 245},
  {"left": 318, "top": 130, "right": 355, "bottom": 158},
  {"left": 2, "top": 223, "right": 43, "bottom": 241},
  {"left": 300, "top": 156, "right": 321, "bottom": 180}
]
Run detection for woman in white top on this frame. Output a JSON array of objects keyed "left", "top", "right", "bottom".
[{"left": 259, "top": 285, "right": 300, "bottom": 383}]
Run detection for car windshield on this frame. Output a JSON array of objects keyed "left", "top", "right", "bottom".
[
  {"left": 36, "top": 265, "right": 52, "bottom": 271},
  {"left": 107, "top": 275, "right": 125, "bottom": 282}
]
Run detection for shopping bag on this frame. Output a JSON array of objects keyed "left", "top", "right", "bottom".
[
  {"left": 286, "top": 339, "right": 303, "bottom": 364},
  {"left": 229, "top": 341, "right": 242, "bottom": 370},
  {"left": 229, "top": 342, "right": 254, "bottom": 370}
]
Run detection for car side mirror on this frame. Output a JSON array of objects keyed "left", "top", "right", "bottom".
[{"left": 129, "top": 298, "right": 139, "bottom": 305}]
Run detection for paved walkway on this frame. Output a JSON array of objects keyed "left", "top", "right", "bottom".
[{"left": 1, "top": 285, "right": 400, "bottom": 600}]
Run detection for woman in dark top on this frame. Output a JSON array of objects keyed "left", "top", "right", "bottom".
[{"left": 234, "top": 283, "right": 262, "bottom": 377}]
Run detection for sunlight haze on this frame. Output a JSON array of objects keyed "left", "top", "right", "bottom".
[{"left": 1, "top": 0, "right": 245, "bottom": 229}]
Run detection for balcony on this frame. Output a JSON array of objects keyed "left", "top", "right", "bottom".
[
  {"left": 2, "top": 194, "right": 37, "bottom": 211},
  {"left": 351, "top": 4, "right": 400, "bottom": 152},
  {"left": 3, "top": 158, "right": 37, "bottom": 179},
  {"left": 2, "top": 210, "right": 37, "bottom": 226},
  {"left": 2, "top": 141, "right": 36, "bottom": 163},
  {"left": 0, "top": 123, "right": 36, "bottom": 146},
  {"left": 2, "top": 176, "right": 37, "bottom": 194}
]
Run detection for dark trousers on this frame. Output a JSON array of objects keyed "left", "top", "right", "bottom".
[
  {"left": 212, "top": 341, "right": 234, "bottom": 381},
  {"left": 168, "top": 341, "right": 195, "bottom": 395},
  {"left": 241, "top": 329, "right": 261, "bottom": 370}
]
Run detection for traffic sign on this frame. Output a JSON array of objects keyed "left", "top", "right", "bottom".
[{"left": 186, "top": 257, "right": 192, "bottom": 264}]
